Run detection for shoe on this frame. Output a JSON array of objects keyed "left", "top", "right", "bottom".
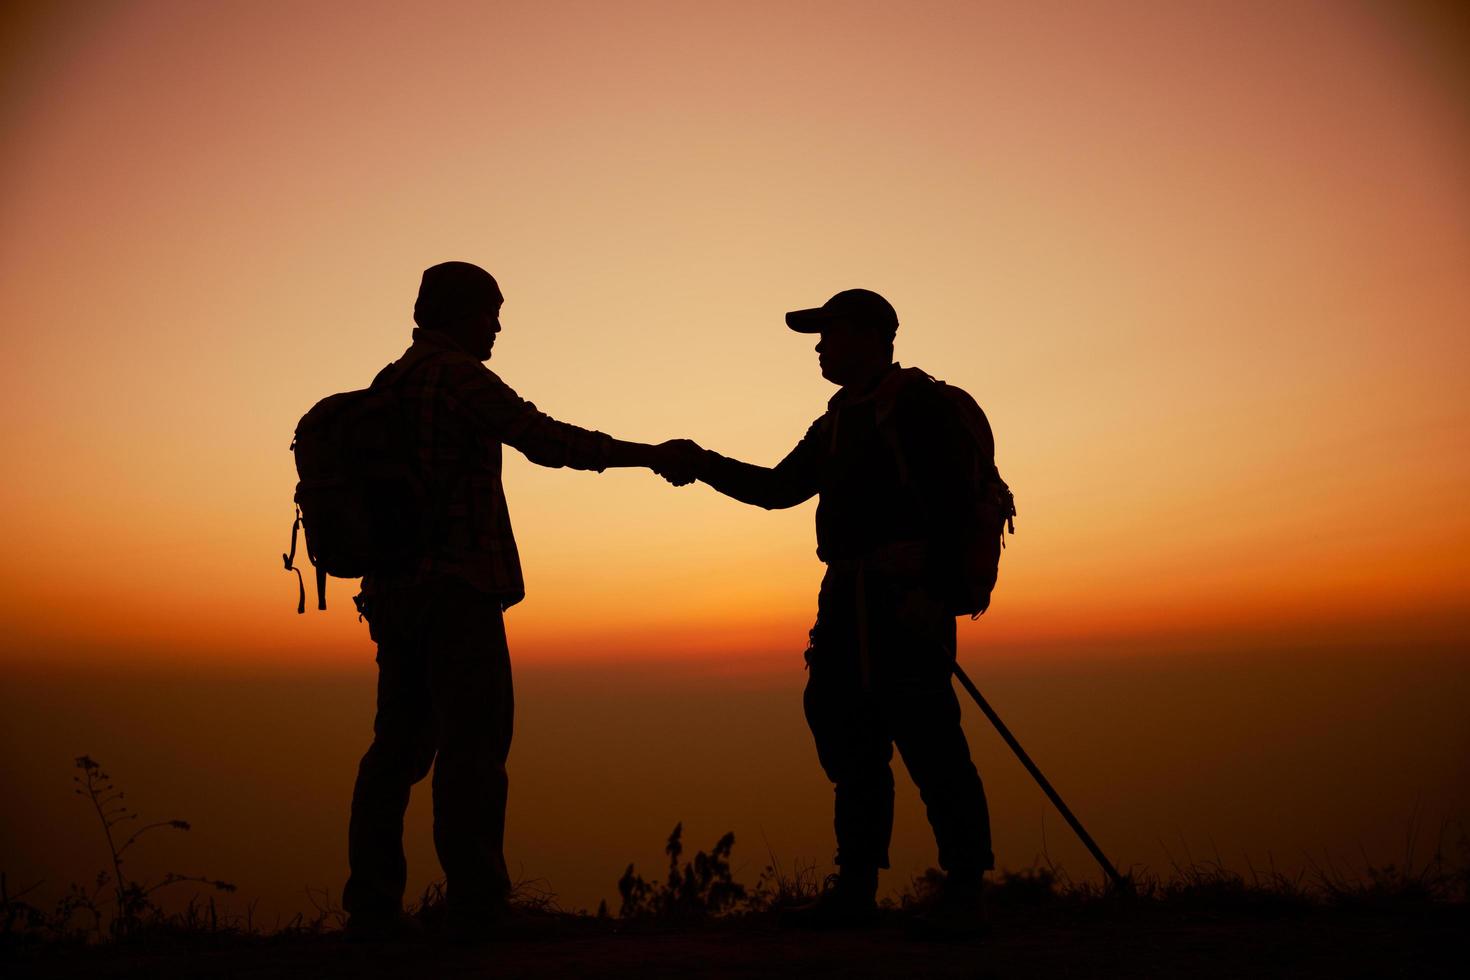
[
  {"left": 907, "top": 871, "right": 987, "bottom": 942},
  {"left": 444, "top": 897, "right": 511, "bottom": 945},
  {"left": 781, "top": 870, "right": 880, "bottom": 930},
  {"left": 343, "top": 911, "right": 425, "bottom": 943}
]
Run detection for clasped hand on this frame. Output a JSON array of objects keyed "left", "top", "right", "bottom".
[{"left": 651, "top": 439, "right": 704, "bottom": 486}]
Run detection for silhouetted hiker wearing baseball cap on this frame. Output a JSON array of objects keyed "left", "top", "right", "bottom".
[
  {"left": 341, "top": 261, "right": 694, "bottom": 941},
  {"left": 661, "top": 289, "right": 995, "bottom": 931}
]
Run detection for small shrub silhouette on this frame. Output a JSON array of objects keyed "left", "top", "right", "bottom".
[
  {"left": 56, "top": 755, "right": 236, "bottom": 940},
  {"left": 747, "top": 852, "right": 825, "bottom": 911},
  {"left": 1306, "top": 824, "right": 1470, "bottom": 909},
  {"left": 617, "top": 823, "right": 747, "bottom": 920}
]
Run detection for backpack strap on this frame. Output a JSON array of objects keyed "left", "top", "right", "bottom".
[
  {"left": 877, "top": 408, "right": 914, "bottom": 490},
  {"left": 871, "top": 368, "right": 940, "bottom": 492},
  {"left": 872, "top": 367, "right": 934, "bottom": 426},
  {"left": 282, "top": 501, "right": 332, "bottom": 613},
  {"left": 282, "top": 505, "right": 306, "bottom": 615}
]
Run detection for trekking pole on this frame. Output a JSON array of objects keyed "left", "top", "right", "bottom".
[{"left": 952, "top": 662, "right": 1130, "bottom": 892}]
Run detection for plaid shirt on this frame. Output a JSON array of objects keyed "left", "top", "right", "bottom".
[{"left": 361, "top": 329, "right": 612, "bottom": 606}]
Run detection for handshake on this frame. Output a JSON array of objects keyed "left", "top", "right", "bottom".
[{"left": 649, "top": 439, "right": 707, "bottom": 487}]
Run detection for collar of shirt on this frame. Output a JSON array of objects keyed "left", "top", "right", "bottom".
[
  {"left": 409, "top": 327, "right": 472, "bottom": 355},
  {"left": 828, "top": 362, "right": 903, "bottom": 410}
]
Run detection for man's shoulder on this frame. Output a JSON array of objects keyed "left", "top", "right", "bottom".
[
  {"left": 400, "top": 342, "right": 498, "bottom": 386},
  {"left": 809, "top": 399, "right": 841, "bottom": 433},
  {"left": 889, "top": 369, "right": 991, "bottom": 452},
  {"left": 881, "top": 366, "right": 946, "bottom": 416},
  {"left": 894, "top": 367, "right": 979, "bottom": 411},
  {"left": 905, "top": 371, "right": 994, "bottom": 456}
]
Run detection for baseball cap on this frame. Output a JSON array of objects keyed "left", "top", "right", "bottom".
[{"left": 785, "top": 288, "right": 899, "bottom": 339}]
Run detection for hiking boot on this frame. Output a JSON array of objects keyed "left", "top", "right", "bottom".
[
  {"left": 444, "top": 896, "right": 511, "bottom": 945},
  {"left": 343, "top": 911, "right": 425, "bottom": 944},
  {"left": 781, "top": 869, "right": 880, "bottom": 930},
  {"left": 907, "top": 871, "right": 987, "bottom": 942}
]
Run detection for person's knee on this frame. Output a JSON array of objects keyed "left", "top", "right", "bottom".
[
  {"left": 409, "top": 742, "right": 436, "bottom": 781},
  {"left": 908, "top": 753, "right": 981, "bottom": 794},
  {"left": 814, "top": 726, "right": 896, "bottom": 782},
  {"left": 360, "top": 736, "right": 435, "bottom": 784},
  {"left": 433, "top": 738, "right": 508, "bottom": 786},
  {"left": 833, "top": 763, "right": 895, "bottom": 798},
  {"left": 433, "top": 682, "right": 511, "bottom": 753}
]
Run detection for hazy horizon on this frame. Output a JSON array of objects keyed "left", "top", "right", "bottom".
[{"left": 6, "top": 634, "right": 1466, "bottom": 920}]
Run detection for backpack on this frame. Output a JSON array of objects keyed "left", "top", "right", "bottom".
[
  {"left": 281, "top": 347, "right": 440, "bottom": 613},
  {"left": 876, "top": 369, "right": 1017, "bottom": 618}
]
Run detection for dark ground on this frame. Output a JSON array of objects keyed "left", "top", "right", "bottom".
[{"left": 6, "top": 904, "right": 1464, "bottom": 979}]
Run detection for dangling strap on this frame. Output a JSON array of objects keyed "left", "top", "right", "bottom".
[
  {"left": 282, "top": 507, "right": 306, "bottom": 615},
  {"left": 316, "top": 565, "right": 327, "bottom": 611},
  {"left": 877, "top": 414, "right": 914, "bottom": 490}
]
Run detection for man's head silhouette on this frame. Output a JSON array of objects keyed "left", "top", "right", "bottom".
[
  {"left": 414, "top": 261, "right": 504, "bottom": 361},
  {"left": 786, "top": 289, "right": 899, "bottom": 387}
]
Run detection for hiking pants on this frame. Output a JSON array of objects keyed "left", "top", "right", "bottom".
[
  {"left": 803, "top": 566, "right": 994, "bottom": 876},
  {"left": 343, "top": 580, "right": 514, "bottom": 920}
]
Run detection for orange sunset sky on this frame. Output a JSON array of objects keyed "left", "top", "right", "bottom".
[
  {"left": 3, "top": 0, "right": 1466, "bottom": 669},
  {"left": 2, "top": 0, "right": 1468, "bottom": 915}
]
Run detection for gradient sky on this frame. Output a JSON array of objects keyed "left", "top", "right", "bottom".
[
  {"left": 3, "top": 0, "right": 1468, "bottom": 669},
  {"left": 3, "top": 0, "right": 1468, "bottom": 918}
]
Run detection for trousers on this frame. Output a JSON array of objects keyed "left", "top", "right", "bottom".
[
  {"left": 803, "top": 564, "right": 994, "bottom": 875},
  {"left": 342, "top": 580, "right": 514, "bottom": 919}
]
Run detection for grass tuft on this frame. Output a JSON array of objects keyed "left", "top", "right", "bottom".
[{"left": 2, "top": 755, "right": 236, "bottom": 947}]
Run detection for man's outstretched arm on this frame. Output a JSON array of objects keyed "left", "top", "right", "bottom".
[
  {"left": 662, "top": 422, "right": 823, "bottom": 509},
  {"left": 459, "top": 363, "right": 688, "bottom": 477}
]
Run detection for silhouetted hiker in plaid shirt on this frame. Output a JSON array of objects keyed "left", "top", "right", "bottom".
[
  {"left": 343, "top": 261, "right": 694, "bottom": 941},
  {"left": 663, "top": 290, "right": 994, "bottom": 931}
]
